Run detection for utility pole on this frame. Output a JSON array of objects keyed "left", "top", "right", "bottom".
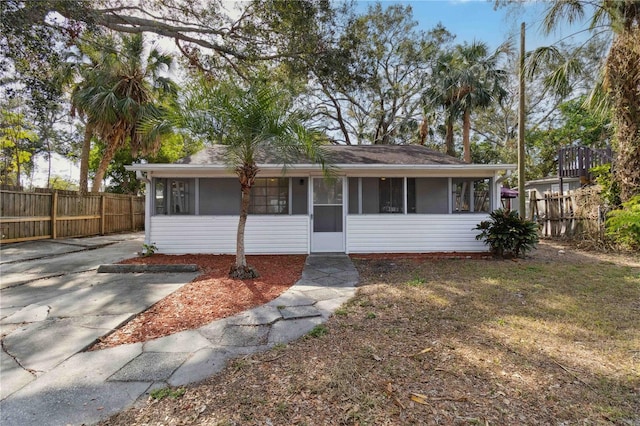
[{"left": 518, "top": 22, "right": 526, "bottom": 218}]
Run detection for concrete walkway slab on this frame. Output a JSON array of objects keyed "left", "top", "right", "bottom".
[{"left": 0, "top": 234, "right": 359, "bottom": 426}]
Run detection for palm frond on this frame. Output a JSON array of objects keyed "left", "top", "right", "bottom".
[{"left": 543, "top": 0, "right": 585, "bottom": 35}]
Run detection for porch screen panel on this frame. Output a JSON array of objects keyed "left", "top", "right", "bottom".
[
  {"left": 414, "top": 178, "right": 448, "bottom": 214},
  {"left": 199, "top": 178, "right": 240, "bottom": 215},
  {"left": 153, "top": 178, "right": 195, "bottom": 215},
  {"left": 154, "top": 179, "right": 166, "bottom": 215},
  {"left": 170, "top": 179, "right": 195, "bottom": 214},
  {"left": 453, "top": 178, "right": 492, "bottom": 213},
  {"left": 348, "top": 177, "right": 359, "bottom": 214},
  {"left": 361, "top": 178, "right": 379, "bottom": 214},
  {"left": 379, "top": 178, "right": 404, "bottom": 213},
  {"left": 250, "top": 178, "right": 288, "bottom": 214},
  {"left": 291, "top": 177, "right": 308, "bottom": 214}
]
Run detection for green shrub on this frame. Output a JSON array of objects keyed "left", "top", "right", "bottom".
[
  {"left": 605, "top": 195, "right": 640, "bottom": 250},
  {"left": 141, "top": 242, "right": 157, "bottom": 257},
  {"left": 475, "top": 209, "right": 539, "bottom": 258},
  {"left": 591, "top": 163, "right": 621, "bottom": 207}
]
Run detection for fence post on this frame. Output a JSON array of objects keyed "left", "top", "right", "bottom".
[
  {"left": 51, "top": 191, "right": 58, "bottom": 239},
  {"left": 130, "top": 195, "right": 135, "bottom": 231},
  {"left": 100, "top": 195, "right": 106, "bottom": 235}
]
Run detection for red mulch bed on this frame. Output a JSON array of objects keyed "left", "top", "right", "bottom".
[{"left": 89, "top": 254, "right": 305, "bottom": 350}]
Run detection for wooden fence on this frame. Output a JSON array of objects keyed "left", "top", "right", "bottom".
[
  {"left": 529, "top": 189, "right": 605, "bottom": 238},
  {"left": 0, "top": 189, "right": 145, "bottom": 243}
]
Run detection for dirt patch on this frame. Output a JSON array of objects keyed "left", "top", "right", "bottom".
[{"left": 89, "top": 255, "right": 305, "bottom": 350}]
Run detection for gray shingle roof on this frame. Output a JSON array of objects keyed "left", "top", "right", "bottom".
[{"left": 176, "top": 144, "right": 466, "bottom": 166}]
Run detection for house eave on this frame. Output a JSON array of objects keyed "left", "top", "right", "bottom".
[{"left": 126, "top": 163, "right": 516, "bottom": 178}]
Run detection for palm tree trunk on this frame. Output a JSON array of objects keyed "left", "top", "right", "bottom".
[
  {"left": 236, "top": 184, "right": 250, "bottom": 269},
  {"left": 79, "top": 123, "right": 93, "bottom": 195},
  {"left": 230, "top": 164, "right": 259, "bottom": 279},
  {"left": 91, "top": 138, "right": 121, "bottom": 193},
  {"left": 419, "top": 116, "right": 429, "bottom": 145},
  {"left": 463, "top": 108, "right": 471, "bottom": 163},
  {"left": 607, "top": 27, "right": 640, "bottom": 202},
  {"left": 445, "top": 115, "right": 455, "bottom": 157}
]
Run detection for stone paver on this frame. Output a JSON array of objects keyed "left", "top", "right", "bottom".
[
  {"left": 0, "top": 242, "right": 358, "bottom": 426},
  {"left": 109, "top": 352, "right": 190, "bottom": 382}
]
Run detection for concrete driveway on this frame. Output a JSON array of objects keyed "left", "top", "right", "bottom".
[
  {"left": 0, "top": 234, "right": 358, "bottom": 425},
  {"left": 0, "top": 233, "right": 199, "bottom": 401}
]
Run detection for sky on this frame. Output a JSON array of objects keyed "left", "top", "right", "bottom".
[{"left": 357, "top": 0, "right": 592, "bottom": 50}]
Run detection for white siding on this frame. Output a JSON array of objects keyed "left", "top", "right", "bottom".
[
  {"left": 346, "top": 214, "right": 489, "bottom": 253},
  {"left": 150, "top": 215, "right": 309, "bottom": 254}
]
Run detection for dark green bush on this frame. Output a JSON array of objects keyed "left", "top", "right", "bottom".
[
  {"left": 591, "top": 163, "right": 621, "bottom": 207},
  {"left": 475, "top": 209, "right": 539, "bottom": 258},
  {"left": 606, "top": 195, "right": 640, "bottom": 250}
]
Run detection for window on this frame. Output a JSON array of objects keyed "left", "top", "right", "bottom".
[
  {"left": 453, "top": 178, "right": 491, "bottom": 213},
  {"left": 357, "top": 178, "right": 406, "bottom": 214},
  {"left": 379, "top": 178, "right": 404, "bottom": 213},
  {"left": 249, "top": 178, "right": 289, "bottom": 214},
  {"left": 153, "top": 178, "right": 195, "bottom": 215},
  {"left": 154, "top": 180, "right": 166, "bottom": 215}
]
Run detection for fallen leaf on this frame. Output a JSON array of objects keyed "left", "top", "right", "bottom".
[
  {"left": 393, "top": 396, "right": 406, "bottom": 410},
  {"left": 410, "top": 392, "right": 430, "bottom": 405},
  {"left": 411, "top": 347, "right": 433, "bottom": 357}
]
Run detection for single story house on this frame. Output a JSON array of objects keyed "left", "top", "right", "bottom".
[{"left": 127, "top": 145, "right": 516, "bottom": 254}]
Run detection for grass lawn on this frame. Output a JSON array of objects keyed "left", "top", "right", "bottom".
[{"left": 104, "top": 242, "right": 639, "bottom": 425}]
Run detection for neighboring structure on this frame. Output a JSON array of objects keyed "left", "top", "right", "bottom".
[
  {"left": 558, "top": 145, "right": 614, "bottom": 188},
  {"left": 128, "top": 145, "right": 515, "bottom": 254},
  {"left": 524, "top": 177, "right": 581, "bottom": 220},
  {"left": 525, "top": 176, "right": 581, "bottom": 199}
]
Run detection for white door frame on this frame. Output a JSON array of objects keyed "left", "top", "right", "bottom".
[{"left": 310, "top": 177, "right": 346, "bottom": 253}]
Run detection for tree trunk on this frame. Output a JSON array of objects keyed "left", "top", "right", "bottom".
[
  {"left": 91, "top": 138, "right": 121, "bottom": 193},
  {"left": 607, "top": 27, "right": 640, "bottom": 202},
  {"left": 445, "top": 115, "right": 455, "bottom": 157},
  {"left": 419, "top": 116, "right": 429, "bottom": 145},
  {"left": 229, "top": 163, "right": 259, "bottom": 279},
  {"left": 79, "top": 123, "right": 93, "bottom": 195},
  {"left": 15, "top": 152, "right": 21, "bottom": 188},
  {"left": 236, "top": 184, "right": 250, "bottom": 268},
  {"left": 463, "top": 108, "right": 472, "bottom": 163}
]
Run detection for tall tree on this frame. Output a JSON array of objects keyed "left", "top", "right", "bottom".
[
  {"left": 1, "top": 0, "right": 332, "bottom": 77},
  {"left": 71, "top": 33, "right": 176, "bottom": 192},
  {"left": 423, "top": 42, "right": 507, "bottom": 160},
  {"left": 0, "top": 106, "right": 39, "bottom": 187},
  {"left": 423, "top": 50, "right": 465, "bottom": 157},
  {"left": 455, "top": 42, "right": 508, "bottom": 163},
  {"left": 537, "top": 0, "right": 640, "bottom": 202},
  {"left": 177, "top": 78, "right": 331, "bottom": 279},
  {"left": 305, "top": 4, "right": 446, "bottom": 145}
]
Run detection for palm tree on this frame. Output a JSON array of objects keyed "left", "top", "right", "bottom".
[
  {"left": 423, "top": 51, "right": 461, "bottom": 157},
  {"left": 455, "top": 42, "right": 508, "bottom": 163},
  {"left": 71, "top": 33, "right": 176, "bottom": 193},
  {"left": 424, "top": 43, "right": 507, "bottom": 162},
  {"left": 539, "top": 1, "right": 640, "bottom": 202},
  {"left": 178, "top": 78, "right": 332, "bottom": 279}
]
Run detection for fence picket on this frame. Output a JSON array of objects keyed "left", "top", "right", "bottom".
[{"left": 0, "top": 190, "right": 144, "bottom": 243}]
